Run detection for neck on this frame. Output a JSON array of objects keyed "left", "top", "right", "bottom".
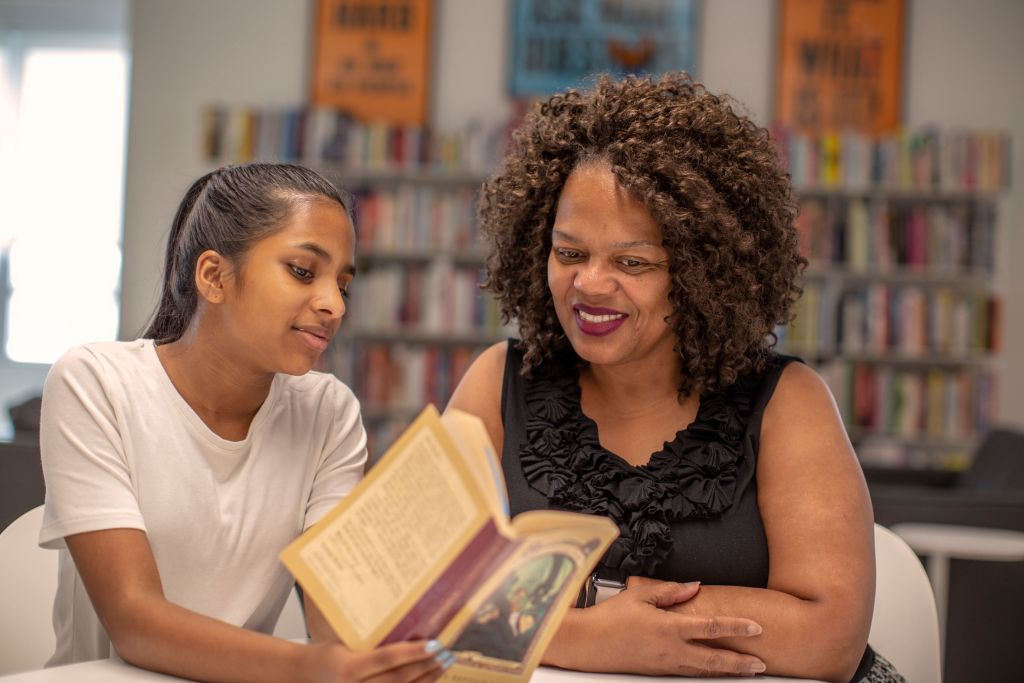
[
  {"left": 155, "top": 325, "right": 273, "bottom": 423},
  {"left": 580, "top": 353, "right": 686, "bottom": 415}
]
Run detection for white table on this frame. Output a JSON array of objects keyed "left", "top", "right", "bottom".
[
  {"left": 891, "top": 522, "right": 1024, "bottom": 657},
  {"left": 0, "top": 658, "right": 819, "bottom": 682}
]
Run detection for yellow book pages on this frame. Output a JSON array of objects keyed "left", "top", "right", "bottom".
[{"left": 281, "top": 405, "right": 495, "bottom": 649}]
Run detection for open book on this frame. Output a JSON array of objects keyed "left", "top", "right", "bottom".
[{"left": 281, "top": 405, "right": 618, "bottom": 682}]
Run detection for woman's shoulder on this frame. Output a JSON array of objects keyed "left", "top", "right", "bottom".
[
  {"left": 761, "top": 356, "right": 844, "bottom": 436},
  {"left": 770, "top": 357, "right": 832, "bottom": 405},
  {"left": 454, "top": 340, "right": 511, "bottom": 397},
  {"left": 446, "top": 340, "right": 511, "bottom": 454}
]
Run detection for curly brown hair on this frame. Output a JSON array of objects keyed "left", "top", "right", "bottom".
[{"left": 479, "top": 73, "right": 805, "bottom": 396}]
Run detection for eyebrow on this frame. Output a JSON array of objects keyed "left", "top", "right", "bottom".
[
  {"left": 293, "top": 241, "right": 357, "bottom": 276},
  {"left": 551, "top": 229, "right": 661, "bottom": 250}
]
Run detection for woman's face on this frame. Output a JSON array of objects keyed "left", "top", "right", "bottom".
[
  {"left": 216, "top": 199, "right": 356, "bottom": 376},
  {"left": 547, "top": 161, "right": 676, "bottom": 369}
]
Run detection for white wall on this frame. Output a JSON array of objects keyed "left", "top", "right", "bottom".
[
  {"left": 120, "top": 0, "right": 313, "bottom": 339},
  {"left": 121, "top": 0, "right": 1024, "bottom": 426}
]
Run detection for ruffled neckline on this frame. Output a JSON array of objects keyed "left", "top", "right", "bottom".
[{"left": 519, "top": 354, "right": 764, "bottom": 575}]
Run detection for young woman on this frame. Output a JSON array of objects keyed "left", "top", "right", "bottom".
[
  {"left": 39, "top": 163, "right": 451, "bottom": 683},
  {"left": 447, "top": 75, "right": 903, "bottom": 682}
]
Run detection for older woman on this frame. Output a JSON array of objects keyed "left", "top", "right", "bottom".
[{"left": 447, "top": 74, "right": 902, "bottom": 682}]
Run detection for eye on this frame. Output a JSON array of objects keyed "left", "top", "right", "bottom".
[
  {"left": 339, "top": 285, "right": 350, "bottom": 300},
  {"left": 290, "top": 265, "right": 313, "bottom": 281},
  {"left": 616, "top": 256, "right": 657, "bottom": 272},
  {"left": 618, "top": 256, "right": 667, "bottom": 273},
  {"left": 553, "top": 247, "right": 584, "bottom": 262}
]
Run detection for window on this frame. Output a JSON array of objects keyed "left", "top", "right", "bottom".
[{"left": 0, "top": 0, "right": 128, "bottom": 436}]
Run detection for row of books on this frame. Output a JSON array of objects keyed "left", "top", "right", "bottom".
[
  {"left": 796, "top": 197, "right": 997, "bottom": 272},
  {"left": 822, "top": 361, "right": 995, "bottom": 469},
  {"left": 340, "top": 342, "right": 480, "bottom": 416},
  {"left": 346, "top": 263, "right": 505, "bottom": 335},
  {"left": 353, "top": 186, "right": 480, "bottom": 253},
  {"left": 773, "top": 126, "right": 1011, "bottom": 193},
  {"left": 201, "top": 105, "right": 508, "bottom": 172},
  {"left": 781, "top": 283, "right": 1000, "bottom": 357}
]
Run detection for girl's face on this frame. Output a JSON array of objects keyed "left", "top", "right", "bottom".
[
  {"left": 216, "top": 199, "right": 356, "bottom": 376},
  {"left": 547, "top": 161, "right": 676, "bottom": 370}
]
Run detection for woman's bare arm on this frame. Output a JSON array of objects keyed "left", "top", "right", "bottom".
[
  {"left": 66, "top": 528, "right": 443, "bottom": 683},
  {"left": 662, "top": 362, "right": 875, "bottom": 683}
]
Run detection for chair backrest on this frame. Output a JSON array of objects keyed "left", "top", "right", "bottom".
[
  {"left": 959, "top": 428, "right": 1024, "bottom": 492},
  {"left": 0, "top": 505, "right": 58, "bottom": 675},
  {"left": 273, "top": 586, "right": 308, "bottom": 640},
  {"left": 869, "top": 523, "right": 942, "bottom": 683},
  {"left": 0, "top": 441, "right": 46, "bottom": 532}
]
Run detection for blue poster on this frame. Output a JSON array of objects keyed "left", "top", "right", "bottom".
[{"left": 509, "top": 0, "right": 699, "bottom": 96}]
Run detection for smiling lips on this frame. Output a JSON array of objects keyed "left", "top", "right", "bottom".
[
  {"left": 573, "top": 304, "right": 628, "bottom": 336},
  {"left": 294, "top": 326, "right": 332, "bottom": 352}
]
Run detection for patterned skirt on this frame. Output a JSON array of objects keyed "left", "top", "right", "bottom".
[{"left": 861, "top": 651, "right": 907, "bottom": 683}]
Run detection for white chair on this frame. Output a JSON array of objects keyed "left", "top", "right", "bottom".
[
  {"left": 0, "top": 505, "right": 58, "bottom": 675},
  {"left": 891, "top": 522, "right": 1024, "bottom": 661},
  {"left": 273, "top": 586, "right": 308, "bottom": 640},
  {"left": 870, "top": 523, "right": 942, "bottom": 683}
]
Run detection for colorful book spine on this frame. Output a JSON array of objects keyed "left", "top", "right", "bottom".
[
  {"left": 202, "top": 104, "right": 510, "bottom": 173},
  {"left": 773, "top": 126, "right": 1011, "bottom": 192}
]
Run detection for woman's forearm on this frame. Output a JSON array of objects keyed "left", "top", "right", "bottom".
[
  {"left": 669, "top": 584, "right": 867, "bottom": 683},
  {"left": 109, "top": 596, "right": 311, "bottom": 683},
  {"left": 539, "top": 582, "right": 768, "bottom": 677}
]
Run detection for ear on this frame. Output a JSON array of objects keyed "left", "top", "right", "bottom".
[{"left": 194, "top": 249, "right": 231, "bottom": 303}]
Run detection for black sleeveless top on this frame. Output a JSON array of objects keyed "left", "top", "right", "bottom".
[
  {"left": 501, "top": 342, "right": 792, "bottom": 584},
  {"left": 499, "top": 342, "right": 876, "bottom": 681}
]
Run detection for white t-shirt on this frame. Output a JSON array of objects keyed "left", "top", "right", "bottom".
[{"left": 38, "top": 339, "right": 367, "bottom": 666}]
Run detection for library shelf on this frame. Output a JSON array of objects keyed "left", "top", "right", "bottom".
[
  {"left": 357, "top": 248, "right": 488, "bottom": 266},
  {"left": 343, "top": 328, "right": 507, "bottom": 348},
  {"left": 774, "top": 127, "right": 1010, "bottom": 473},
  {"left": 320, "top": 164, "right": 502, "bottom": 454}
]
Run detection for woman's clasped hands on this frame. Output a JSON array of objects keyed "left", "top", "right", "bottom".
[{"left": 550, "top": 579, "right": 767, "bottom": 677}]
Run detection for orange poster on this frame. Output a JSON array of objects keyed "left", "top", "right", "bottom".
[
  {"left": 776, "top": 0, "right": 904, "bottom": 134},
  {"left": 311, "top": 0, "right": 433, "bottom": 124}
]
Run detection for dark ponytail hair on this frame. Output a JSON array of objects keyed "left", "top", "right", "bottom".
[{"left": 143, "top": 162, "right": 349, "bottom": 343}]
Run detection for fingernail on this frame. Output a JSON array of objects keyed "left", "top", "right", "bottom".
[
  {"left": 749, "top": 661, "right": 766, "bottom": 674},
  {"left": 439, "top": 653, "right": 456, "bottom": 670},
  {"left": 746, "top": 623, "right": 762, "bottom": 636},
  {"left": 683, "top": 580, "right": 701, "bottom": 588},
  {"left": 434, "top": 650, "right": 456, "bottom": 667},
  {"left": 424, "top": 639, "right": 443, "bottom": 654}
]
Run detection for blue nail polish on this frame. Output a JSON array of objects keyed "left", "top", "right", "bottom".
[{"left": 424, "top": 639, "right": 443, "bottom": 654}]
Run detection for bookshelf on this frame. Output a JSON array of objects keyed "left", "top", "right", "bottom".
[
  {"left": 326, "top": 172, "right": 513, "bottom": 454},
  {"left": 774, "top": 127, "right": 1010, "bottom": 472}
]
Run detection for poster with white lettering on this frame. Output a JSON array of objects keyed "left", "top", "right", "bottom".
[
  {"left": 776, "top": 0, "right": 904, "bottom": 134},
  {"left": 508, "top": 0, "right": 698, "bottom": 97}
]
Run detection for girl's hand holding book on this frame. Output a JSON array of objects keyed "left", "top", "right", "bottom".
[{"left": 302, "top": 639, "right": 452, "bottom": 683}]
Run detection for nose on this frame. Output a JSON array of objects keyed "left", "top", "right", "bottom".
[
  {"left": 573, "top": 260, "right": 616, "bottom": 297},
  {"left": 314, "top": 282, "right": 346, "bottom": 320}
]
